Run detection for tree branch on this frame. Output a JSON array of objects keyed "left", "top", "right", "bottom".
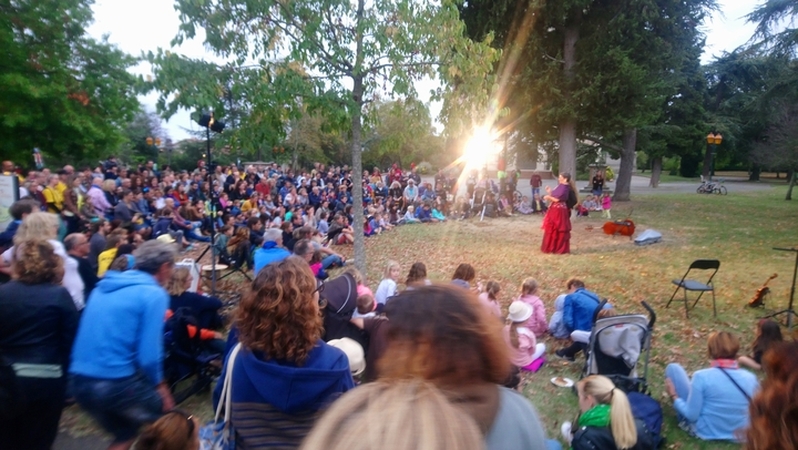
[{"left": 582, "top": 135, "right": 623, "bottom": 152}]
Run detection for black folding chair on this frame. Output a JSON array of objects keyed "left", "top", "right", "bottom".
[{"left": 667, "top": 259, "right": 720, "bottom": 318}]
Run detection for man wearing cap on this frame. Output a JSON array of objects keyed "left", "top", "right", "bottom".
[{"left": 70, "top": 240, "right": 177, "bottom": 450}]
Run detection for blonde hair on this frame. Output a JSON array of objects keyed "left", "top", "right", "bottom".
[
  {"left": 384, "top": 260, "right": 400, "bottom": 279},
  {"left": 344, "top": 267, "right": 364, "bottom": 285},
  {"left": 484, "top": 280, "right": 500, "bottom": 300},
  {"left": 12, "top": 239, "right": 64, "bottom": 285},
  {"left": 578, "top": 375, "right": 637, "bottom": 449},
  {"left": 521, "top": 278, "right": 538, "bottom": 296},
  {"left": 300, "top": 380, "right": 483, "bottom": 450},
  {"left": 102, "top": 179, "right": 117, "bottom": 192},
  {"left": 13, "top": 212, "right": 59, "bottom": 244},
  {"left": 167, "top": 267, "right": 192, "bottom": 296}
]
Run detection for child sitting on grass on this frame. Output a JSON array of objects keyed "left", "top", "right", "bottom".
[
  {"left": 375, "top": 261, "right": 400, "bottom": 307},
  {"left": 352, "top": 293, "right": 377, "bottom": 319},
  {"left": 503, "top": 301, "right": 546, "bottom": 371},
  {"left": 478, "top": 280, "right": 502, "bottom": 319},
  {"left": 738, "top": 319, "right": 783, "bottom": 371},
  {"left": 517, "top": 278, "right": 548, "bottom": 337}
]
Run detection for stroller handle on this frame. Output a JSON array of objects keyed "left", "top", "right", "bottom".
[
  {"left": 592, "top": 299, "right": 657, "bottom": 329},
  {"left": 640, "top": 301, "right": 656, "bottom": 329}
]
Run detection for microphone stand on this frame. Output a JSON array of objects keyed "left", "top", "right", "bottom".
[{"left": 763, "top": 247, "right": 798, "bottom": 329}]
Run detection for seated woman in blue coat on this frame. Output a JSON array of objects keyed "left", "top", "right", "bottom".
[
  {"left": 214, "top": 256, "right": 354, "bottom": 448},
  {"left": 665, "top": 331, "right": 758, "bottom": 442}
]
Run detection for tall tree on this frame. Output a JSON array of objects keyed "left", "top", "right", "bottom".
[
  {"left": 752, "top": 100, "right": 798, "bottom": 199},
  {"left": 0, "top": 0, "right": 140, "bottom": 166},
  {"left": 150, "top": 0, "right": 498, "bottom": 271}
]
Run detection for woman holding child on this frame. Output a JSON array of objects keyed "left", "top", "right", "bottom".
[{"left": 541, "top": 172, "right": 576, "bottom": 254}]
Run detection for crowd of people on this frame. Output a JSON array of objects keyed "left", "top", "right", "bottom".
[{"left": 1, "top": 157, "right": 794, "bottom": 450}]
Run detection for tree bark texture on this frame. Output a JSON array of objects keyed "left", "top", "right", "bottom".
[
  {"left": 351, "top": 76, "right": 366, "bottom": 273},
  {"left": 649, "top": 156, "right": 662, "bottom": 188},
  {"left": 701, "top": 143, "right": 712, "bottom": 179},
  {"left": 558, "top": 24, "right": 579, "bottom": 177},
  {"left": 613, "top": 128, "right": 636, "bottom": 201},
  {"left": 787, "top": 170, "right": 796, "bottom": 201}
]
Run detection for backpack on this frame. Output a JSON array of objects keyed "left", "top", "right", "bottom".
[
  {"left": 627, "top": 391, "right": 664, "bottom": 448},
  {"left": 565, "top": 188, "right": 577, "bottom": 210}
]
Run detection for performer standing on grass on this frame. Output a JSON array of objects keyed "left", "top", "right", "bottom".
[{"left": 541, "top": 172, "right": 577, "bottom": 254}]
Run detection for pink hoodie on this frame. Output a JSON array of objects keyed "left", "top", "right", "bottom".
[{"left": 518, "top": 294, "right": 548, "bottom": 337}]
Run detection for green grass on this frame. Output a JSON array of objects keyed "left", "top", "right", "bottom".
[
  {"left": 60, "top": 186, "right": 798, "bottom": 449},
  {"left": 635, "top": 172, "right": 699, "bottom": 183}
]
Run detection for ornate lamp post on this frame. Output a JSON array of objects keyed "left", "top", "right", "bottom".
[
  {"left": 706, "top": 132, "right": 723, "bottom": 181},
  {"left": 146, "top": 136, "right": 161, "bottom": 161}
]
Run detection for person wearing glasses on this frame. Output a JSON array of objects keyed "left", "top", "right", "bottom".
[{"left": 215, "top": 256, "right": 354, "bottom": 448}]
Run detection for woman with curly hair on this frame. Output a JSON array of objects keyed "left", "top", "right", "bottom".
[
  {"left": 214, "top": 256, "right": 354, "bottom": 449},
  {"left": 0, "top": 212, "right": 84, "bottom": 310},
  {"left": 0, "top": 239, "right": 80, "bottom": 450},
  {"left": 745, "top": 341, "right": 798, "bottom": 449},
  {"left": 377, "top": 284, "right": 554, "bottom": 450}
]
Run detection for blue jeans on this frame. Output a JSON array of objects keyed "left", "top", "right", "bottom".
[
  {"left": 70, "top": 373, "right": 162, "bottom": 443},
  {"left": 666, "top": 363, "right": 692, "bottom": 424},
  {"left": 321, "top": 254, "right": 342, "bottom": 270},
  {"left": 545, "top": 438, "right": 562, "bottom": 450},
  {"left": 185, "top": 228, "right": 210, "bottom": 243}
]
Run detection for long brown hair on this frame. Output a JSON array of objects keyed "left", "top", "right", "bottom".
[
  {"left": 12, "top": 239, "right": 64, "bottom": 285},
  {"left": 752, "top": 319, "right": 783, "bottom": 356},
  {"left": 236, "top": 256, "right": 322, "bottom": 365},
  {"left": 378, "top": 284, "right": 510, "bottom": 386},
  {"left": 745, "top": 341, "right": 798, "bottom": 449}
]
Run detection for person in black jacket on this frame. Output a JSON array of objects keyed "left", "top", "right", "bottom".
[
  {"left": 65, "top": 233, "right": 99, "bottom": 300},
  {"left": 0, "top": 239, "right": 79, "bottom": 450},
  {"left": 166, "top": 267, "right": 224, "bottom": 331},
  {"left": 563, "top": 375, "right": 654, "bottom": 450}
]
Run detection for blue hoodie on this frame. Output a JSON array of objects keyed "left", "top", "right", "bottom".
[
  {"left": 69, "top": 270, "right": 168, "bottom": 385},
  {"left": 253, "top": 241, "right": 291, "bottom": 274},
  {"left": 215, "top": 341, "right": 354, "bottom": 448}
]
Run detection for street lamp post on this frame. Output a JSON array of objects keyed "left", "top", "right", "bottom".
[
  {"left": 706, "top": 132, "right": 723, "bottom": 181},
  {"left": 146, "top": 136, "right": 161, "bottom": 162}
]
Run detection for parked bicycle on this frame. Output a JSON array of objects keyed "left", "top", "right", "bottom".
[{"left": 696, "top": 177, "right": 727, "bottom": 195}]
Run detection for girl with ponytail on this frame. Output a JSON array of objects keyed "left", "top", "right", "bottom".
[{"left": 563, "top": 375, "right": 654, "bottom": 450}]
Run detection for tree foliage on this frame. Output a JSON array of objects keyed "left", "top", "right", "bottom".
[
  {"left": 0, "top": 0, "right": 140, "bottom": 166},
  {"left": 150, "top": 0, "right": 499, "bottom": 270}
]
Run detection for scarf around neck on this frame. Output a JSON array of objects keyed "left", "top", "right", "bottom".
[{"left": 578, "top": 404, "right": 611, "bottom": 428}]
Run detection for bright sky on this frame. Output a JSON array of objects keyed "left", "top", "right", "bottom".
[{"left": 87, "top": 0, "right": 761, "bottom": 142}]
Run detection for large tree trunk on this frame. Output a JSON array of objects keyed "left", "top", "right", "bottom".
[
  {"left": 749, "top": 164, "right": 761, "bottom": 181},
  {"left": 649, "top": 155, "right": 662, "bottom": 188},
  {"left": 613, "top": 128, "right": 636, "bottom": 201},
  {"left": 558, "top": 23, "right": 579, "bottom": 177},
  {"left": 787, "top": 169, "right": 796, "bottom": 201},
  {"left": 351, "top": 76, "right": 366, "bottom": 273}
]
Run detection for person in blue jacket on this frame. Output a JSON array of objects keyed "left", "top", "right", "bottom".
[
  {"left": 555, "top": 278, "right": 604, "bottom": 361},
  {"left": 214, "top": 256, "right": 354, "bottom": 448},
  {"left": 253, "top": 228, "right": 291, "bottom": 274},
  {"left": 69, "top": 240, "right": 177, "bottom": 450}
]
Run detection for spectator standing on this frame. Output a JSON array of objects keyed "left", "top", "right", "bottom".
[
  {"left": 0, "top": 240, "right": 79, "bottom": 450},
  {"left": 216, "top": 256, "right": 354, "bottom": 448},
  {"left": 65, "top": 233, "right": 100, "bottom": 299},
  {"left": 530, "top": 171, "right": 542, "bottom": 197},
  {"left": 70, "top": 240, "right": 178, "bottom": 450}
]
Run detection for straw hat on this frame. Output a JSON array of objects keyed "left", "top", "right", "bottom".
[
  {"left": 156, "top": 234, "right": 176, "bottom": 244},
  {"left": 327, "top": 337, "right": 366, "bottom": 376},
  {"left": 508, "top": 301, "right": 533, "bottom": 323}
]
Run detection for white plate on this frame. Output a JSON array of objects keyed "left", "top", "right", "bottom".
[{"left": 550, "top": 377, "right": 574, "bottom": 388}]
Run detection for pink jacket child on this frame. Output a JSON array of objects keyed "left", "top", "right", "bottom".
[
  {"left": 517, "top": 278, "right": 547, "bottom": 337},
  {"left": 503, "top": 302, "right": 546, "bottom": 369}
]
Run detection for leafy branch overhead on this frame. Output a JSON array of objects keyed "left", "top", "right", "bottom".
[{"left": 150, "top": 0, "right": 499, "bottom": 270}]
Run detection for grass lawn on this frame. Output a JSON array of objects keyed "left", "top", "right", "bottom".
[{"left": 60, "top": 185, "right": 797, "bottom": 449}]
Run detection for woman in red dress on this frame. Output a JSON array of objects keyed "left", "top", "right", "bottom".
[{"left": 541, "top": 172, "right": 576, "bottom": 254}]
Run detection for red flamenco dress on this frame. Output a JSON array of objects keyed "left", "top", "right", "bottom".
[{"left": 541, "top": 184, "right": 571, "bottom": 254}]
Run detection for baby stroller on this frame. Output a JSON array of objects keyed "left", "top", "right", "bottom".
[
  {"left": 163, "top": 308, "right": 222, "bottom": 404},
  {"left": 581, "top": 300, "right": 656, "bottom": 394}
]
